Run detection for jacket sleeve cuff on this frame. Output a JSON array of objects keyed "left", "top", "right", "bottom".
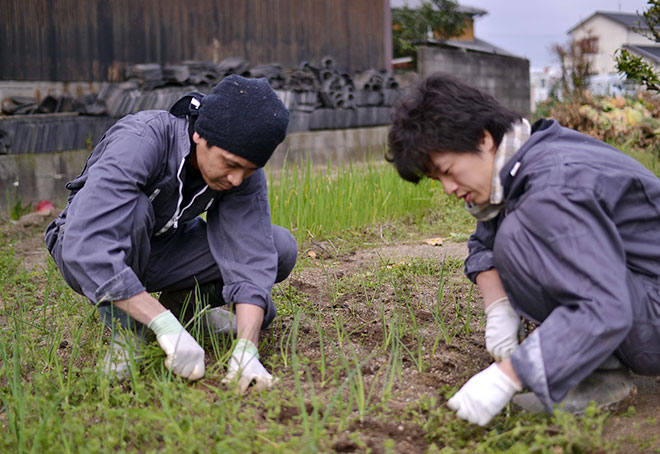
[
  {"left": 464, "top": 250, "right": 495, "bottom": 283},
  {"left": 510, "top": 329, "right": 554, "bottom": 412},
  {"left": 222, "top": 280, "right": 277, "bottom": 328},
  {"left": 94, "top": 267, "right": 146, "bottom": 304}
]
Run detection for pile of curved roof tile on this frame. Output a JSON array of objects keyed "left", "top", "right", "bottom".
[{"left": 0, "top": 56, "right": 400, "bottom": 155}]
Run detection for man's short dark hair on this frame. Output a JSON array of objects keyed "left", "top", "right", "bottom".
[{"left": 386, "top": 73, "right": 522, "bottom": 183}]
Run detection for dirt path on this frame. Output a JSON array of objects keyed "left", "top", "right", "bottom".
[{"left": 3, "top": 211, "right": 57, "bottom": 273}]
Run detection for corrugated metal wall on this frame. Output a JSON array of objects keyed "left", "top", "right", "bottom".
[{"left": 0, "top": 0, "right": 388, "bottom": 81}]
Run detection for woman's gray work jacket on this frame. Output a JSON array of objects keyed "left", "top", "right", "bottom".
[
  {"left": 45, "top": 110, "right": 278, "bottom": 318},
  {"left": 465, "top": 119, "right": 660, "bottom": 410}
]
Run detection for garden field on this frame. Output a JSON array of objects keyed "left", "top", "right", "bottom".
[{"left": 1, "top": 152, "right": 659, "bottom": 453}]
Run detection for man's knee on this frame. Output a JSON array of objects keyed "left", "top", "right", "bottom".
[{"left": 273, "top": 225, "right": 297, "bottom": 283}]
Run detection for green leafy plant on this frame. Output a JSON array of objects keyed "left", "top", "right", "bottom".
[
  {"left": 392, "top": 0, "right": 465, "bottom": 60},
  {"left": 9, "top": 197, "right": 32, "bottom": 221},
  {"left": 616, "top": 1, "right": 660, "bottom": 92},
  {"left": 616, "top": 48, "right": 660, "bottom": 92}
]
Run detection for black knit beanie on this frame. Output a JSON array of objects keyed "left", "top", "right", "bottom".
[{"left": 195, "top": 75, "right": 290, "bottom": 167}]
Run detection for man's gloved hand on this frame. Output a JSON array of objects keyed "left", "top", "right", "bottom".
[
  {"left": 221, "top": 338, "right": 277, "bottom": 394},
  {"left": 148, "top": 310, "right": 205, "bottom": 380},
  {"left": 485, "top": 296, "right": 521, "bottom": 362},
  {"left": 448, "top": 363, "right": 522, "bottom": 426},
  {"left": 205, "top": 307, "right": 237, "bottom": 334}
]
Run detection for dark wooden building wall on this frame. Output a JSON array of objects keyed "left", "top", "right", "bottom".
[{"left": 0, "top": 0, "right": 389, "bottom": 81}]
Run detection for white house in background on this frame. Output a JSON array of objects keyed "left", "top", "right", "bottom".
[
  {"left": 568, "top": 11, "right": 660, "bottom": 77},
  {"left": 530, "top": 66, "right": 561, "bottom": 105}
]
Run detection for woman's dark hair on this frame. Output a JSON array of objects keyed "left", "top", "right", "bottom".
[{"left": 386, "top": 72, "right": 522, "bottom": 183}]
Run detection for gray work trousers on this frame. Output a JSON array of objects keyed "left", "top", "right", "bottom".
[{"left": 48, "top": 195, "right": 298, "bottom": 337}]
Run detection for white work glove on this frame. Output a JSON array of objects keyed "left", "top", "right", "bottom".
[
  {"left": 204, "top": 307, "right": 237, "bottom": 334},
  {"left": 448, "top": 363, "right": 522, "bottom": 426},
  {"left": 103, "top": 330, "right": 144, "bottom": 382},
  {"left": 221, "top": 338, "right": 277, "bottom": 394},
  {"left": 148, "top": 310, "right": 205, "bottom": 380},
  {"left": 485, "top": 297, "right": 521, "bottom": 362}
]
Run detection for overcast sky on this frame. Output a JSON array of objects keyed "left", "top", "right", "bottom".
[{"left": 391, "top": 0, "right": 653, "bottom": 68}]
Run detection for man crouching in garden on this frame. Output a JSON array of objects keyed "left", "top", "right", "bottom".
[
  {"left": 386, "top": 72, "right": 660, "bottom": 426},
  {"left": 45, "top": 75, "right": 297, "bottom": 392}
]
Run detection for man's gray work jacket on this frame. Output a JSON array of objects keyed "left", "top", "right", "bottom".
[
  {"left": 45, "top": 110, "right": 278, "bottom": 316},
  {"left": 465, "top": 119, "right": 660, "bottom": 409}
]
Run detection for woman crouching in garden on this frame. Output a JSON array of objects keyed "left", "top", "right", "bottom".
[{"left": 386, "top": 72, "right": 660, "bottom": 426}]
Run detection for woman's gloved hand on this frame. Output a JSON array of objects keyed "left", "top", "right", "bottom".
[
  {"left": 448, "top": 363, "right": 522, "bottom": 426},
  {"left": 485, "top": 296, "right": 521, "bottom": 362}
]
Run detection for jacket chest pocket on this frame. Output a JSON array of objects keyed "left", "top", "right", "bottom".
[{"left": 147, "top": 183, "right": 177, "bottom": 222}]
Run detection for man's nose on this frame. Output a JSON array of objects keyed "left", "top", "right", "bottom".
[{"left": 228, "top": 170, "right": 244, "bottom": 187}]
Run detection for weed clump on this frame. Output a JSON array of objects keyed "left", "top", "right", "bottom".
[
  {"left": 419, "top": 395, "right": 614, "bottom": 453},
  {"left": 535, "top": 93, "right": 660, "bottom": 153}
]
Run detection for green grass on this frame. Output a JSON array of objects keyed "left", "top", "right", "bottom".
[
  {"left": 624, "top": 147, "right": 660, "bottom": 178},
  {"left": 268, "top": 158, "right": 475, "bottom": 244}
]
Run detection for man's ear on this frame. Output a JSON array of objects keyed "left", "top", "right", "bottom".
[{"left": 192, "top": 131, "right": 202, "bottom": 144}]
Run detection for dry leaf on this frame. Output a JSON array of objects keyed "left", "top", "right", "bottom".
[{"left": 423, "top": 237, "right": 443, "bottom": 246}]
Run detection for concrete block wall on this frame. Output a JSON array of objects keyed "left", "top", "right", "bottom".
[
  {"left": 418, "top": 45, "right": 531, "bottom": 115},
  {"left": 268, "top": 126, "right": 389, "bottom": 168},
  {"left": 0, "top": 126, "right": 390, "bottom": 217},
  {"left": 1, "top": 149, "right": 89, "bottom": 215}
]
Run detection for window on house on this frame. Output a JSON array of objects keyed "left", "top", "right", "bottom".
[{"left": 579, "top": 36, "right": 599, "bottom": 54}]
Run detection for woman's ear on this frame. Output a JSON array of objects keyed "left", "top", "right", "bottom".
[{"left": 480, "top": 130, "right": 497, "bottom": 155}]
